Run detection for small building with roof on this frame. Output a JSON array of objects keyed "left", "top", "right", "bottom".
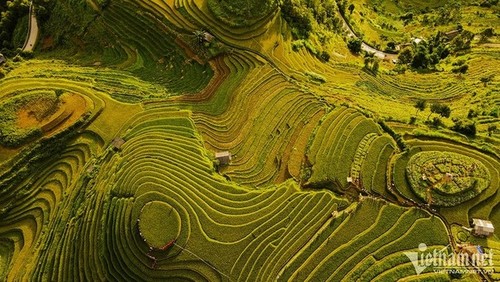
[
  {"left": 471, "top": 218, "right": 495, "bottom": 237},
  {"left": 215, "top": 151, "right": 231, "bottom": 166},
  {"left": 203, "top": 32, "right": 214, "bottom": 43},
  {"left": 112, "top": 137, "right": 125, "bottom": 151}
]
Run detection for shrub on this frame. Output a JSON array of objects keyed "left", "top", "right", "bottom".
[
  {"left": 378, "top": 120, "right": 407, "bottom": 151},
  {"left": 281, "top": 0, "right": 313, "bottom": 39},
  {"left": 429, "top": 103, "right": 451, "bottom": 119},
  {"left": 305, "top": 71, "right": 326, "bottom": 83},
  {"left": 347, "top": 38, "right": 362, "bottom": 54},
  {"left": 451, "top": 119, "right": 476, "bottom": 137},
  {"left": 319, "top": 51, "right": 330, "bottom": 62},
  {"left": 467, "top": 109, "right": 478, "bottom": 119},
  {"left": 480, "top": 74, "right": 494, "bottom": 86},
  {"left": 487, "top": 124, "right": 497, "bottom": 136},
  {"left": 481, "top": 27, "right": 495, "bottom": 37},
  {"left": 411, "top": 44, "right": 430, "bottom": 69},
  {"left": 452, "top": 64, "right": 468, "bottom": 74},
  {"left": 430, "top": 117, "right": 443, "bottom": 128},
  {"left": 207, "top": 0, "right": 277, "bottom": 27}
]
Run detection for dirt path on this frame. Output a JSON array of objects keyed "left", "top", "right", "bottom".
[
  {"left": 22, "top": 2, "right": 39, "bottom": 52},
  {"left": 338, "top": 11, "right": 397, "bottom": 60}
]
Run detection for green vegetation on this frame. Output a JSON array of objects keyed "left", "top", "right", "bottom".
[
  {"left": 0, "top": 0, "right": 499, "bottom": 280},
  {"left": 406, "top": 151, "right": 491, "bottom": 206},
  {"left": 0, "top": 0, "right": 30, "bottom": 51},
  {"left": 208, "top": 0, "right": 277, "bottom": 27},
  {"left": 0, "top": 91, "right": 59, "bottom": 147},
  {"left": 348, "top": 37, "right": 363, "bottom": 54},
  {"left": 138, "top": 201, "right": 181, "bottom": 249}
]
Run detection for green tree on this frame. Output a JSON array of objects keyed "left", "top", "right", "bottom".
[
  {"left": 452, "top": 119, "right": 476, "bottom": 137},
  {"left": 480, "top": 74, "right": 494, "bottom": 86},
  {"left": 438, "top": 105, "right": 451, "bottom": 118},
  {"left": 398, "top": 48, "right": 413, "bottom": 64},
  {"left": 372, "top": 59, "right": 379, "bottom": 73},
  {"left": 348, "top": 3, "right": 355, "bottom": 14},
  {"left": 319, "top": 50, "right": 330, "bottom": 62},
  {"left": 281, "top": 0, "right": 313, "bottom": 39},
  {"left": 347, "top": 38, "right": 362, "bottom": 54},
  {"left": 488, "top": 124, "right": 497, "bottom": 136},
  {"left": 429, "top": 103, "right": 441, "bottom": 120},
  {"left": 411, "top": 44, "right": 430, "bottom": 69},
  {"left": 450, "top": 30, "right": 474, "bottom": 51},
  {"left": 414, "top": 100, "right": 427, "bottom": 117}
]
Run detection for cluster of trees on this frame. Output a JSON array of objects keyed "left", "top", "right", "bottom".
[
  {"left": 208, "top": 0, "right": 277, "bottom": 27},
  {"left": 280, "top": 0, "right": 346, "bottom": 61},
  {"left": 378, "top": 120, "right": 407, "bottom": 151},
  {"left": 412, "top": 99, "right": 486, "bottom": 137},
  {"left": 451, "top": 59, "right": 468, "bottom": 74},
  {"left": 413, "top": 100, "right": 451, "bottom": 120},
  {"left": 280, "top": 0, "right": 345, "bottom": 40},
  {"left": 347, "top": 38, "right": 362, "bottom": 53},
  {"left": 0, "top": 0, "right": 30, "bottom": 50},
  {"left": 363, "top": 52, "right": 379, "bottom": 74},
  {"left": 479, "top": 0, "right": 499, "bottom": 7},
  {"left": 413, "top": 3, "right": 462, "bottom": 27},
  {"left": 397, "top": 28, "right": 474, "bottom": 70},
  {"left": 451, "top": 119, "right": 476, "bottom": 137},
  {"left": 337, "top": 0, "right": 354, "bottom": 16},
  {"left": 468, "top": 108, "right": 498, "bottom": 137}
]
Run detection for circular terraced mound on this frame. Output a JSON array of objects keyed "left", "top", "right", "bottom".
[
  {"left": 207, "top": 0, "right": 277, "bottom": 27},
  {"left": 406, "top": 151, "right": 491, "bottom": 207},
  {"left": 138, "top": 201, "right": 181, "bottom": 249}
]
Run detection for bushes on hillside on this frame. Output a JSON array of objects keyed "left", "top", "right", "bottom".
[
  {"left": 451, "top": 119, "right": 476, "bottom": 137},
  {"left": 428, "top": 103, "right": 451, "bottom": 119},
  {"left": 378, "top": 120, "right": 407, "bottom": 151},
  {"left": 207, "top": 0, "right": 277, "bottom": 27},
  {"left": 0, "top": 91, "right": 59, "bottom": 147},
  {"left": 0, "top": 0, "right": 30, "bottom": 50},
  {"left": 347, "top": 38, "right": 362, "bottom": 54},
  {"left": 280, "top": 0, "right": 342, "bottom": 61},
  {"left": 450, "top": 30, "right": 474, "bottom": 52},
  {"left": 397, "top": 31, "right": 467, "bottom": 70},
  {"left": 280, "top": 0, "right": 313, "bottom": 39}
]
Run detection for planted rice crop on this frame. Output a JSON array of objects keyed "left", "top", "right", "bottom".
[{"left": 0, "top": 0, "right": 498, "bottom": 280}]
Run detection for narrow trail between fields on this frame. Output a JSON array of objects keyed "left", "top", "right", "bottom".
[
  {"left": 22, "top": 1, "right": 39, "bottom": 52},
  {"left": 338, "top": 10, "right": 397, "bottom": 60}
]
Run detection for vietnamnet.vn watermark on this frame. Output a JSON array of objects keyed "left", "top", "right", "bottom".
[{"left": 404, "top": 243, "right": 494, "bottom": 275}]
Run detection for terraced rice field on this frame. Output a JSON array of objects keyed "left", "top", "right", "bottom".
[{"left": 0, "top": 0, "right": 499, "bottom": 280}]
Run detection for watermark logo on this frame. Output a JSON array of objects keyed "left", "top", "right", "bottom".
[
  {"left": 404, "top": 243, "right": 429, "bottom": 275},
  {"left": 404, "top": 243, "right": 494, "bottom": 275}
]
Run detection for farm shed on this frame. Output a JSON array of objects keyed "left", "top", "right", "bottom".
[
  {"left": 215, "top": 151, "right": 231, "bottom": 166},
  {"left": 203, "top": 32, "right": 215, "bottom": 43},
  {"left": 471, "top": 219, "right": 494, "bottom": 237},
  {"left": 112, "top": 137, "right": 125, "bottom": 151}
]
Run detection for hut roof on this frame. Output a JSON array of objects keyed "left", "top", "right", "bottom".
[{"left": 112, "top": 137, "right": 125, "bottom": 150}]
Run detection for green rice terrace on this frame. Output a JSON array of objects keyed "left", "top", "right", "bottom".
[{"left": 0, "top": 0, "right": 499, "bottom": 281}]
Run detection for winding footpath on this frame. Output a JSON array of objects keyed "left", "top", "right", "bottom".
[
  {"left": 338, "top": 11, "right": 397, "bottom": 60},
  {"left": 22, "top": 2, "right": 39, "bottom": 52}
]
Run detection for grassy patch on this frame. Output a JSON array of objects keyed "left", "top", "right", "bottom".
[
  {"left": 139, "top": 201, "right": 181, "bottom": 249},
  {"left": 406, "top": 151, "right": 491, "bottom": 206},
  {"left": 0, "top": 91, "right": 59, "bottom": 147}
]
